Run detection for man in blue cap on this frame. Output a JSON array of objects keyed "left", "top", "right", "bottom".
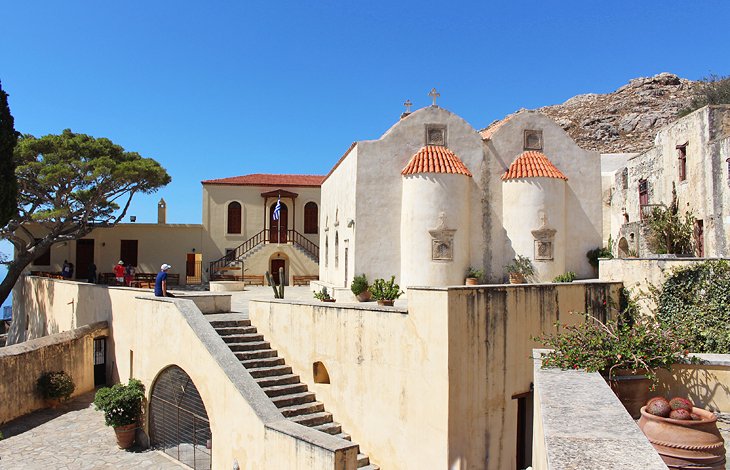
[{"left": 155, "top": 264, "right": 175, "bottom": 297}]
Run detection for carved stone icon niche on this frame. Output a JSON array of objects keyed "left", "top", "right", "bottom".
[
  {"left": 531, "top": 211, "right": 556, "bottom": 261},
  {"left": 524, "top": 129, "right": 543, "bottom": 151},
  {"left": 426, "top": 124, "right": 447, "bottom": 147},
  {"left": 429, "top": 212, "right": 455, "bottom": 261}
]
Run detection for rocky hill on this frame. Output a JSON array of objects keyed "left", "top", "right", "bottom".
[{"left": 535, "top": 73, "right": 697, "bottom": 153}]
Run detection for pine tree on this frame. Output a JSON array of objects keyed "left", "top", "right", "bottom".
[{"left": 0, "top": 81, "right": 19, "bottom": 227}]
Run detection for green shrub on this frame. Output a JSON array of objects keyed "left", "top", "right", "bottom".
[
  {"left": 466, "top": 267, "right": 484, "bottom": 280},
  {"left": 369, "top": 276, "right": 404, "bottom": 301},
  {"left": 505, "top": 255, "right": 535, "bottom": 277},
  {"left": 678, "top": 74, "right": 730, "bottom": 117},
  {"left": 93, "top": 379, "right": 145, "bottom": 427},
  {"left": 645, "top": 184, "right": 695, "bottom": 255},
  {"left": 586, "top": 246, "right": 613, "bottom": 269},
  {"left": 313, "top": 287, "right": 331, "bottom": 301},
  {"left": 350, "top": 274, "right": 368, "bottom": 296},
  {"left": 37, "top": 371, "right": 75, "bottom": 401},
  {"left": 552, "top": 272, "right": 576, "bottom": 283},
  {"left": 656, "top": 260, "right": 730, "bottom": 353}
]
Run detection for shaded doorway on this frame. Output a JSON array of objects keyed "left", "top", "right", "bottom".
[
  {"left": 93, "top": 337, "right": 106, "bottom": 386},
  {"left": 513, "top": 389, "right": 534, "bottom": 470},
  {"left": 694, "top": 220, "right": 704, "bottom": 257},
  {"left": 269, "top": 202, "right": 288, "bottom": 243},
  {"left": 75, "top": 239, "right": 94, "bottom": 281},
  {"left": 186, "top": 253, "right": 202, "bottom": 284},
  {"left": 271, "top": 258, "right": 286, "bottom": 285},
  {"left": 150, "top": 365, "right": 212, "bottom": 470}
]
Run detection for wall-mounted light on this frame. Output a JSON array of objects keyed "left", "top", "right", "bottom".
[
  {"left": 101, "top": 242, "right": 106, "bottom": 247},
  {"left": 130, "top": 216, "right": 137, "bottom": 222},
  {"left": 192, "top": 248, "right": 196, "bottom": 253},
  {"left": 347, "top": 219, "right": 355, "bottom": 228}
]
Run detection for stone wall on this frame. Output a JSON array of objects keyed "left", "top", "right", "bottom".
[{"left": 0, "top": 322, "right": 108, "bottom": 424}]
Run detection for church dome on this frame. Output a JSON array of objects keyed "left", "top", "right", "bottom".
[
  {"left": 402, "top": 145, "right": 473, "bottom": 177},
  {"left": 502, "top": 151, "right": 567, "bottom": 181}
]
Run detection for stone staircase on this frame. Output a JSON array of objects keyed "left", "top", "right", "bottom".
[{"left": 210, "top": 318, "right": 378, "bottom": 469}]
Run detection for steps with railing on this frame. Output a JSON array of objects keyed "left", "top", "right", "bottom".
[{"left": 209, "top": 229, "right": 319, "bottom": 279}]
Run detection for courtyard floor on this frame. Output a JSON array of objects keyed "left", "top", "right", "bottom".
[{"left": 0, "top": 392, "right": 185, "bottom": 470}]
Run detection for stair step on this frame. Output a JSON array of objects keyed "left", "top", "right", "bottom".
[
  {"left": 223, "top": 333, "right": 264, "bottom": 343},
  {"left": 235, "top": 349, "right": 278, "bottom": 361},
  {"left": 247, "top": 365, "right": 292, "bottom": 378},
  {"left": 241, "top": 356, "right": 285, "bottom": 368},
  {"left": 209, "top": 319, "right": 251, "bottom": 328},
  {"left": 357, "top": 453, "right": 370, "bottom": 467},
  {"left": 312, "top": 421, "right": 341, "bottom": 435},
  {"left": 279, "top": 401, "right": 324, "bottom": 417},
  {"left": 271, "top": 391, "right": 316, "bottom": 408},
  {"left": 255, "top": 374, "right": 300, "bottom": 388},
  {"left": 215, "top": 326, "right": 257, "bottom": 335},
  {"left": 333, "top": 432, "right": 351, "bottom": 441},
  {"left": 358, "top": 465, "right": 379, "bottom": 470},
  {"left": 262, "top": 382, "right": 308, "bottom": 398},
  {"left": 289, "top": 411, "right": 333, "bottom": 427},
  {"left": 227, "top": 341, "right": 271, "bottom": 352}
]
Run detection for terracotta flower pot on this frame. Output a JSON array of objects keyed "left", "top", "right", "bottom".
[
  {"left": 509, "top": 273, "right": 525, "bottom": 284},
  {"left": 113, "top": 423, "right": 138, "bottom": 449},
  {"left": 356, "top": 291, "right": 372, "bottom": 302},
  {"left": 607, "top": 370, "right": 651, "bottom": 419},
  {"left": 46, "top": 398, "right": 62, "bottom": 409},
  {"left": 465, "top": 277, "right": 478, "bottom": 286},
  {"left": 639, "top": 406, "right": 726, "bottom": 469},
  {"left": 321, "top": 298, "right": 336, "bottom": 303},
  {"left": 377, "top": 299, "right": 394, "bottom": 306}
]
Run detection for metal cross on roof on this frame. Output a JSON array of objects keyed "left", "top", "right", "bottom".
[
  {"left": 428, "top": 88, "right": 440, "bottom": 106},
  {"left": 404, "top": 99, "right": 413, "bottom": 113}
]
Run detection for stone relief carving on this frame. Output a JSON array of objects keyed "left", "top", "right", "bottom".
[
  {"left": 524, "top": 129, "right": 543, "bottom": 151},
  {"left": 531, "top": 210, "right": 556, "bottom": 261},
  {"left": 426, "top": 124, "right": 447, "bottom": 146},
  {"left": 429, "top": 212, "right": 456, "bottom": 261}
]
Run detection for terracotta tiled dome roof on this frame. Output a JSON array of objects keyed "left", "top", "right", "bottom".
[
  {"left": 501, "top": 151, "right": 567, "bottom": 181},
  {"left": 401, "top": 145, "right": 473, "bottom": 177}
]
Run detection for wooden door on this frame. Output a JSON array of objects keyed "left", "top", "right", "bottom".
[
  {"left": 269, "top": 202, "right": 288, "bottom": 243},
  {"left": 270, "top": 259, "right": 286, "bottom": 285},
  {"left": 120, "top": 239, "right": 138, "bottom": 266},
  {"left": 75, "top": 239, "right": 94, "bottom": 280}
]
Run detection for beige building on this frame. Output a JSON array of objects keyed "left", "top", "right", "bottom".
[
  {"left": 319, "top": 105, "right": 603, "bottom": 292},
  {"left": 608, "top": 105, "right": 730, "bottom": 257}
]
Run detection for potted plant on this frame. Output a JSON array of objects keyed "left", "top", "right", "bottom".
[
  {"left": 369, "top": 276, "right": 404, "bottom": 306},
  {"left": 313, "top": 287, "right": 335, "bottom": 302},
  {"left": 535, "top": 305, "right": 694, "bottom": 419},
  {"left": 351, "top": 274, "right": 371, "bottom": 302},
  {"left": 465, "top": 267, "right": 484, "bottom": 286},
  {"left": 505, "top": 255, "right": 535, "bottom": 284},
  {"left": 37, "top": 371, "right": 75, "bottom": 408},
  {"left": 93, "top": 378, "right": 145, "bottom": 449}
]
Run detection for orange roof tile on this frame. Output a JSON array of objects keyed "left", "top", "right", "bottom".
[
  {"left": 401, "top": 145, "right": 473, "bottom": 177},
  {"left": 501, "top": 151, "right": 568, "bottom": 181},
  {"left": 201, "top": 174, "right": 325, "bottom": 187}
]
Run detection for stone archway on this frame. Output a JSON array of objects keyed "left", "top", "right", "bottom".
[
  {"left": 149, "top": 365, "right": 212, "bottom": 470},
  {"left": 617, "top": 237, "right": 629, "bottom": 259}
]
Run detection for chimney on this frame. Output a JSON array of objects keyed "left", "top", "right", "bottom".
[{"left": 158, "top": 198, "right": 167, "bottom": 224}]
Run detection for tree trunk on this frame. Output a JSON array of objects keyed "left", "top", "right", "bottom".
[{"left": 0, "top": 250, "right": 40, "bottom": 307}]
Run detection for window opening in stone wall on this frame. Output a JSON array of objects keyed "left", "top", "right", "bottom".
[
  {"left": 677, "top": 144, "right": 687, "bottom": 182},
  {"left": 523, "top": 129, "right": 543, "bottom": 151},
  {"left": 325, "top": 235, "right": 328, "bottom": 268},
  {"left": 638, "top": 179, "right": 648, "bottom": 220},
  {"left": 334, "top": 232, "right": 339, "bottom": 268},
  {"left": 313, "top": 361, "right": 331, "bottom": 384},
  {"left": 304, "top": 202, "right": 318, "bottom": 234},
  {"left": 694, "top": 219, "right": 704, "bottom": 257},
  {"left": 621, "top": 168, "right": 628, "bottom": 190},
  {"left": 227, "top": 202, "right": 241, "bottom": 234}
]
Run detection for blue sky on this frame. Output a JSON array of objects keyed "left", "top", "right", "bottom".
[{"left": 1, "top": 0, "right": 729, "bottom": 306}]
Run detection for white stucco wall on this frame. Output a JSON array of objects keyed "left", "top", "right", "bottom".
[
  {"left": 400, "top": 173, "right": 471, "bottom": 287},
  {"left": 502, "top": 178, "right": 566, "bottom": 281}
]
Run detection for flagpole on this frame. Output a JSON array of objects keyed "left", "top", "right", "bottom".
[{"left": 277, "top": 193, "right": 281, "bottom": 245}]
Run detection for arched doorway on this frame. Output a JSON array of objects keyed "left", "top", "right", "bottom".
[
  {"left": 149, "top": 365, "right": 212, "bottom": 469},
  {"left": 269, "top": 202, "right": 288, "bottom": 243},
  {"left": 617, "top": 237, "right": 629, "bottom": 258}
]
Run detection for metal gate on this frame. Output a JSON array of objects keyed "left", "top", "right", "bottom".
[{"left": 149, "top": 366, "right": 212, "bottom": 469}]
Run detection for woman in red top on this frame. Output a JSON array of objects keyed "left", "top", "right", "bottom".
[{"left": 113, "top": 261, "right": 125, "bottom": 285}]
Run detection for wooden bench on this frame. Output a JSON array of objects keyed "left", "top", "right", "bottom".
[
  {"left": 293, "top": 275, "right": 319, "bottom": 286},
  {"left": 167, "top": 274, "right": 179, "bottom": 286},
  {"left": 243, "top": 275, "right": 264, "bottom": 286}
]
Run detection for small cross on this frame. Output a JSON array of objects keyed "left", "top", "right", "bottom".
[
  {"left": 404, "top": 99, "right": 412, "bottom": 113},
  {"left": 428, "top": 88, "right": 440, "bottom": 106}
]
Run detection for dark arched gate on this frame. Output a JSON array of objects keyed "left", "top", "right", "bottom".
[{"left": 149, "top": 365, "right": 212, "bottom": 469}]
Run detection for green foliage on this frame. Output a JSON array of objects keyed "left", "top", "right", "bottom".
[
  {"left": 37, "top": 371, "right": 75, "bottom": 400},
  {"left": 313, "top": 286, "right": 331, "bottom": 300},
  {"left": 645, "top": 184, "right": 695, "bottom": 255},
  {"left": 552, "top": 271, "right": 576, "bottom": 283},
  {"left": 586, "top": 246, "right": 613, "bottom": 269},
  {"left": 0, "top": 81, "right": 18, "bottom": 228},
  {"left": 656, "top": 260, "right": 730, "bottom": 353},
  {"left": 369, "top": 276, "right": 404, "bottom": 301},
  {"left": 678, "top": 74, "right": 730, "bottom": 117},
  {"left": 93, "top": 379, "right": 145, "bottom": 427},
  {"left": 505, "top": 255, "right": 535, "bottom": 277},
  {"left": 465, "top": 267, "right": 484, "bottom": 280},
  {"left": 535, "top": 290, "right": 694, "bottom": 386},
  {"left": 350, "top": 273, "right": 369, "bottom": 296},
  {"left": 0, "top": 129, "right": 171, "bottom": 306}
]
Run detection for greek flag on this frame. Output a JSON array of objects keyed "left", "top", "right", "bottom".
[{"left": 273, "top": 197, "right": 281, "bottom": 221}]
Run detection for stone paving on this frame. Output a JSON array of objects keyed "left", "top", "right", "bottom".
[{"left": 0, "top": 392, "right": 184, "bottom": 469}]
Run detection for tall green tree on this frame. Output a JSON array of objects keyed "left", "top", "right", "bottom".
[
  {"left": 0, "top": 81, "right": 19, "bottom": 228},
  {"left": 0, "top": 129, "right": 171, "bottom": 305}
]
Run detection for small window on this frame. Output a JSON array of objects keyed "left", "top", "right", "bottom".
[
  {"left": 726, "top": 158, "right": 730, "bottom": 180},
  {"left": 324, "top": 235, "right": 328, "bottom": 268},
  {"left": 32, "top": 239, "right": 51, "bottom": 266},
  {"left": 638, "top": 179, "right": 649, "bottom": 220},
  {"left": 227, "top": 202, "right": 241, "bottom": 234},
  {"left": 334, "top": 232, "right": 339, "bottom": 269},
  {"left": 677, "top": 144, "right": 687, "bottom": 182},
  {"left": 304, "top": 202, "right": 318, "bottom": 234}
]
